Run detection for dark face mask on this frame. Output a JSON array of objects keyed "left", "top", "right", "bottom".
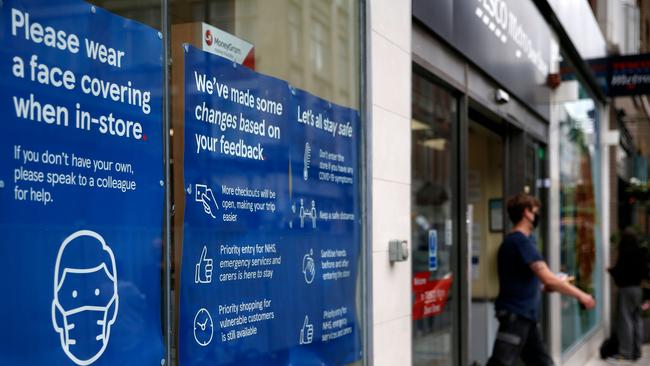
[{"left": 532, "top": 213, "right": 540, "bottom": 228}]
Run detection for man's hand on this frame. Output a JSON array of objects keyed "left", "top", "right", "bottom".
[
  {"left": 579, "top": 293, "right": 596, "bottom": 309},
  {"left": 642, "top": 300, "right": 650, "bottom": 311},
  {"left": 530, "top": 261, "right": 596, "bottom": 310}
]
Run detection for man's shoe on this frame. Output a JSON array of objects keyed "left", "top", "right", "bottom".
[{"left": 606, "top": 354, "right": 636, "bottom": 364}]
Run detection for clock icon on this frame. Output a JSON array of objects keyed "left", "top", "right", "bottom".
[{"left": 193, "top": 308, "right": 214, "bottom": 346}]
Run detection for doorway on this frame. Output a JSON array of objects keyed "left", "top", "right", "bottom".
[{"left": 466, "top": 119, "right": 505, "bottom": 365}]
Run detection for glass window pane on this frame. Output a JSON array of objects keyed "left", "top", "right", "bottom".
[
  {"left": 558, "top": 81, "right": 602, "bottom": 351},
  {"left": 1, "top": 1, "right": 363, "bottom": 365}
]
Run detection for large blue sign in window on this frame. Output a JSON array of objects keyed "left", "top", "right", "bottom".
[
  {"left": 179, "top": 45, "right": 362, "bottom": 365},
  {"left": 0, "top": 1, "right": 165, "bottom": 364}
]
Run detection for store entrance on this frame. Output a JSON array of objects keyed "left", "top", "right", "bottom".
[
  {"left": 410, "top": 69, "right": 550, "bottom": 366},
  {"left": 464, "top": 114, "right": 550, "bottom": 365}
]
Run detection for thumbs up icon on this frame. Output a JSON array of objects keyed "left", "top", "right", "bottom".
[
  {"left": 195, "top": 246, "right": 213, "bottom": 284},
  {"left": 299, "top": 315, "right": 314, "bottom": 345}
]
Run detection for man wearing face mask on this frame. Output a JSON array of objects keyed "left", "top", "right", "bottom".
[
  {"left": 487, "top": 194, "right": 596, "bottom": 366},
  {"left": 51, "top": 230, "right": 119, "bottom": 366}
]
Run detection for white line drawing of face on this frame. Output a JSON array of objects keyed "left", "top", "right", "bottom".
[{"left": 51, "top": 230, "right": 119, "bottom": 366}]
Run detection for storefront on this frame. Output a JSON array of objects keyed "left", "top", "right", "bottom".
[{"left": 410, "top": 0, "right": 609, "bottom": 365}]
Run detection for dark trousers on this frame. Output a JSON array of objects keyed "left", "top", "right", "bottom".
[
  {"left": 616, "top": 286, "right": 643, "bottom": 359},
  {"left": 486, "top": 311, "right": 554, "bottom": 366}
]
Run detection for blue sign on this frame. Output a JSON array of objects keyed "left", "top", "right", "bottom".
[
  {"left": 562, "top": 54, "right": 650, "bottom": 97},
  {"left": 180, "top": 45, "right": 361, "bottom": 365},
  {"left": 0, "top": 1, "right": 164, "bottom": 365},
  {"left": 428, "top": 230, "right": 438, "bottom": 271}
]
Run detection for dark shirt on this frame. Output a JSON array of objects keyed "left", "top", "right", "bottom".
[
  {"left": 495, "top": 231, "right": 543, "bottom": 321},
  {"left": 610, "top": 243, "right": 647, "bottom": 287}
]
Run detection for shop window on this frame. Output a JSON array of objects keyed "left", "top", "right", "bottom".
[
  {"left": 558, "top": 82, "right": 603, "bottom": 352},
  {"left": 0, "top": 0, "right": 363, "bottom": 365}
]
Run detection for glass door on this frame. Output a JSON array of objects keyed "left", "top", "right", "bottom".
[
  {"left": 529, "top": 140, "right": 550, "bottom": 341},
  {"left": 411, "top": 70, "right": 458, "bottom": 366}
]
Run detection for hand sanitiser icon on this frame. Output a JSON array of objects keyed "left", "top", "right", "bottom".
[{"left": 303, "top": 142, "right": 311, "bottom": 181}]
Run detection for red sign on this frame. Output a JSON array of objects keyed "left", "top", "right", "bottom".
[{"left": 412, "top": 272, "right": 453, "bottom": 320}]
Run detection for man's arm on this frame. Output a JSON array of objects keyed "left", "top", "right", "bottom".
[{"left": 530, "top": 261, "right": 596, "bottom": 309}]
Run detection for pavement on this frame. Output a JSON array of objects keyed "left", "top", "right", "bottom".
[{"left": 584, "top": 344, "right": 650, "bottom": 365}]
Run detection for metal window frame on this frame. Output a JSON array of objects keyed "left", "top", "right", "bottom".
[
  {"left": 361, "top": 0, "right": 373, "bottom": 365},
  {"left": 162, "top": 0, "right": 172, "bottom": 365}
]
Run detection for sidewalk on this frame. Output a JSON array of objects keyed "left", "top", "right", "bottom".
[{"left": 585, "top": 344, "right": 650, "bottom": 365}]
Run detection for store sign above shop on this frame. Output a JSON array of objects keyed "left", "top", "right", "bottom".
[
  {"left": 413, "top": 0, "right": 552, "bottom": 119},
  {"left": 606, "top": 54, "right": 650, "bottom": 96},
  {"left": 562, "top": 53, "right": 650, "bottom": 97}
]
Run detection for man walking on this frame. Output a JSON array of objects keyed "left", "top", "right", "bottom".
[{"left": 487, "top": 193, "right": 596, "bottom": 366}]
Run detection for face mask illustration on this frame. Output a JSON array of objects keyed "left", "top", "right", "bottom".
[{"left": 52, "top": 230, "right": 119, "bottom": 366}]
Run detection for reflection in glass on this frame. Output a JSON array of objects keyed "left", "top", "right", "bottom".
[{"left": 92, "top": 0, "right": 359, "bottom": 110}]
